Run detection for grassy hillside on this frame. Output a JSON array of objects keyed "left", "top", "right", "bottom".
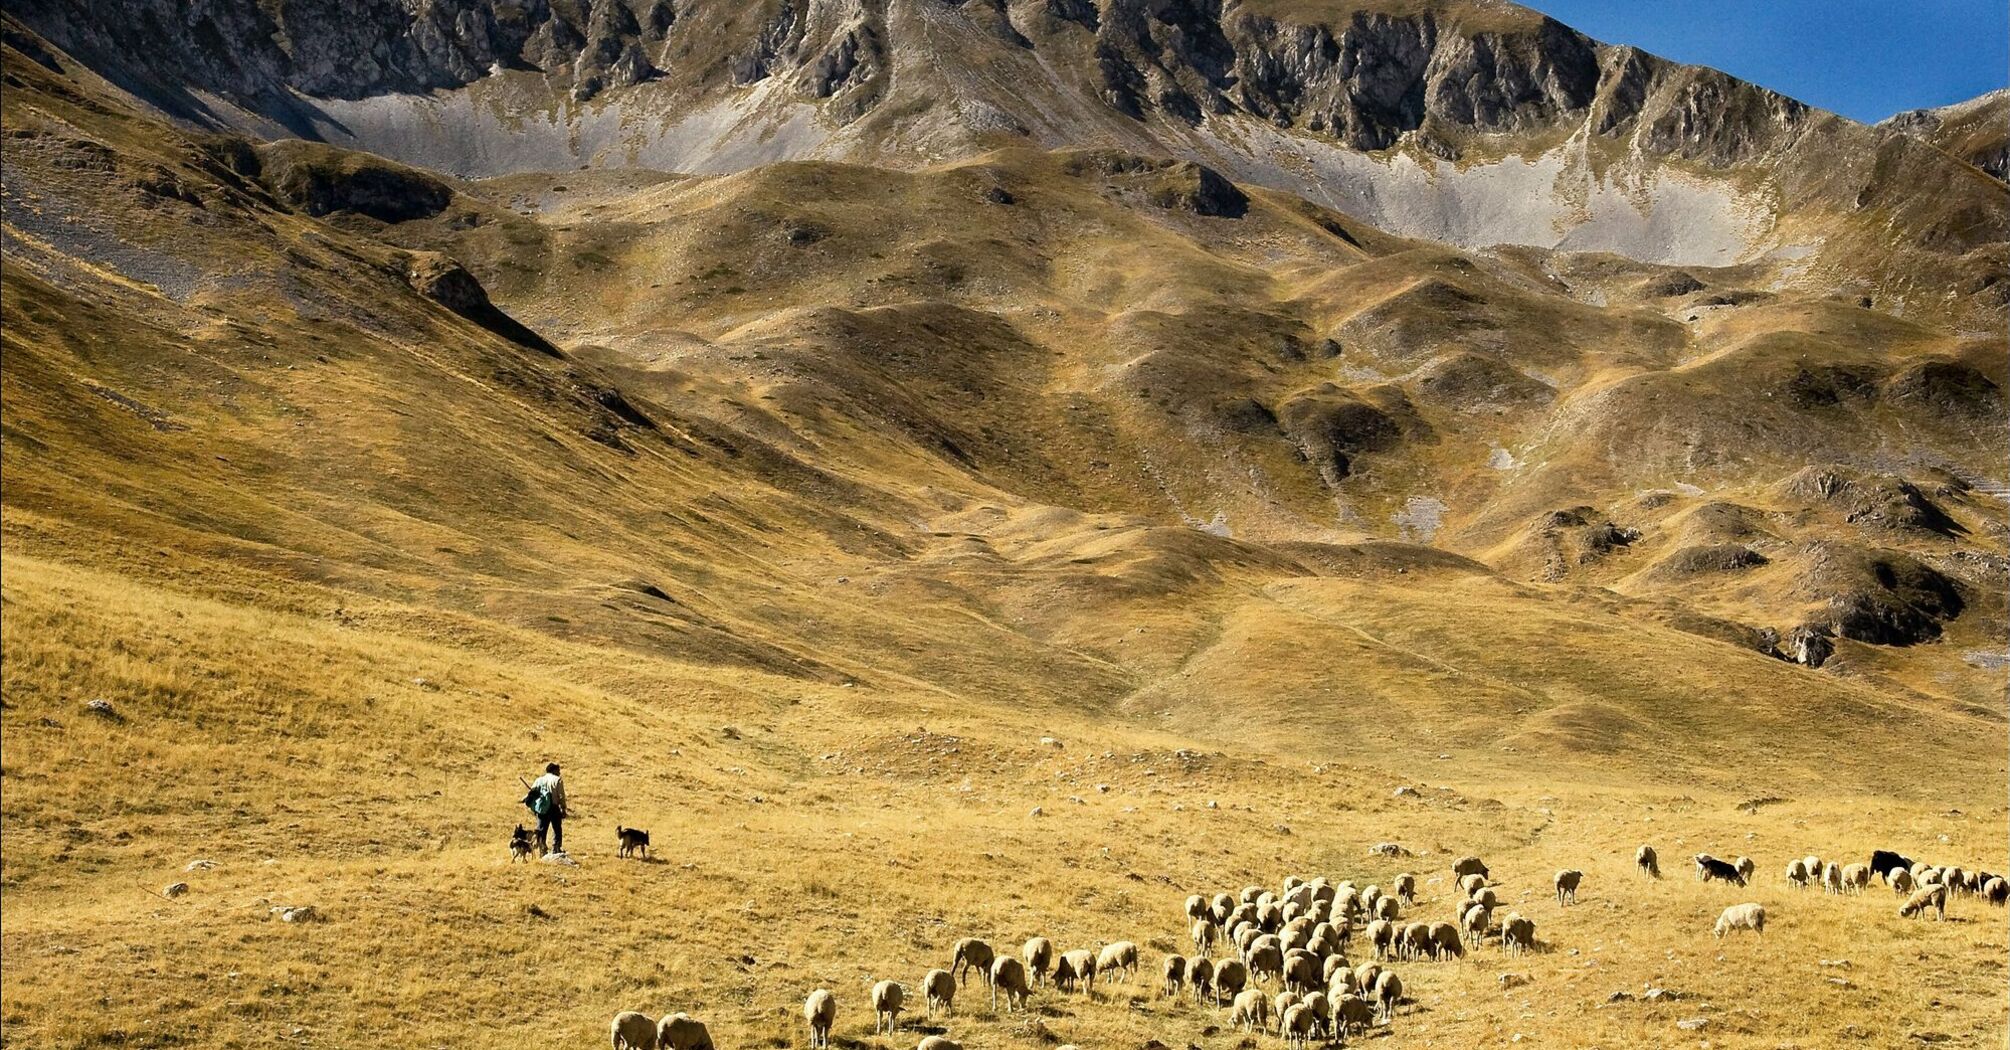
[{"left": 1, "top": 20, "right": 2006, "bottom": 1050}]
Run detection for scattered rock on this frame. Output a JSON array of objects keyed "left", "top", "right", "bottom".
[
  {"left": 1605, "top": 990, "right": 1634, "bottom": 1003},
  {"left": 1819, "top": 959, "right": 1851, "bottom": 968},
  {"left": 540, "top": 851, "right": 578, "bottom": 866},
  {"left": 1369, "top": 842, "right": 1413, "bottom": 857},
  {"left": 1677, "top": 1018, "right": 1709, "bottom": 1032},
  {"left": 1393, "top": 785, "right": 1419, "bottom": 798},
  {"left": 1095, "top": 783, "right": 1112, "bottom": 793},
  {"left": 82, "top": 698, "right": 123, "bottom": 723},
  {"left": 1206, "top": 800, "right": 1219, "bottom": 809},
  {"left": 184, "top": 859, "right": 216, "bottom": 872},
  {"left": 1499, "top": 973, "right": 1532, "bottom": 989},
  {"left": 1826, "top": 977, "right": 1855, "bottom": 988},
  {"left": 1029, "top": 807, "right": 1045, "bottom": 817},
  {"left": 1643, "top": 987, "right": 1682, "bottom": 1002},
  {"left": 270, "top": 905, "right": 320, "bottom": 923},
  {"left": 1040, "top": 736, "right": 1064, "bottom": 749},
  {"left": 162, "top": 882, "right": 189, "bottom": 899},
  {"left": 1274, "top": 824, "right": 1292, "bottom": 836}
]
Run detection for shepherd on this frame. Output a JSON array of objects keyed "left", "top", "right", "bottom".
[{"left": 521, "top": 762, "right": 568, "bottom": 856}]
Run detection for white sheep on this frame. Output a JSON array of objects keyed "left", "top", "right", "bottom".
[
  {"left": 1213, "top": 957, "right": 1248, "bottom": 1004},
  {"left": 1392, "top": 872, "right": 1416, "bottom": 903},
  {"left": 1372, "top": 969, "right": 1403, "bottom": 1020},
  {"left": 1096, "top": 940, "right": 1139, "bottom": 981},
  {"left": 1351, "top": 961, "right": 1381, "bottom": 994},
  {"left": 1734, "top": 856, "right": 1756, "bottom": 882},
  {"left": 1713, "top": 902, "right": 1766, "bottom": 938},
  {"left": 950, "top": 939, "right": 993, "bottom": 986},
  {"left": 1364, "top": 919, "right": 1394, "bottom": 960},
  {"left": 656, "top": 1014, "right": 714, "bottom": 1050},
  {"left": 1335, "top": 993, "right": 1373, "bottom": 1036},
  {"left": 1428, "top": 921, "right": 1463, "bottom": 960},
  {"left": 990, "top": 956, "right": 1031, "bottom": 1012},
  {"left": 1452, "top": 856, "right": 1490, "bottom": 880},
  {"left": 1785, "top": 858, "right": 1810, "bottom": 887},
  {"left": 804, "top": 990, "right": 836, "bottom": 1049},
  {"left": 1636, "top": 844, "right": 1660, "bottom": 878},
  {"left": 1055, "top": 949, "right": 1098, "bottom": 995},
  {"left": 611, "top": 1011, "right": 657, "bottom": 1050},
  {"left": 871, "top": 980, "right": 904, "bottom": 1036},
  {"left": 915, "top": 1038, "right": 961, "bottom": 1050},
  {"left": 1890, "top": 868, "right": 1916, "bottom": 895},
  {"left": 1841, "top": 863, "right": 1871, "bottom": 893},
  {"left": 1461, "top": 902, "right": 1490, "bottom": 943},
  {"left": 1822, "top": 861, "right": 1843, "bottom": 893},
  {"left": 1457, "top": 873, "right": 1488, "bottom": 897},
  {"left": 1190, "top": 918, "right": 1217, "bottom": 954},
  {"left": 1187, "top": 893, "right": 1210, "bottom": 923},
  {"left": 1470, "top": 886, "right": 1499, "bottom": 911},
  {"left": 922, "top": 969, "right": 955, "bottom": 1018},
  {"left": 1281, "top": 1001, "right": 1316, "bottom": 1049},
  {"left": 1281, "top": 949, "right": 1319, "bottom": 992},
  {"left": 1162, "top": 954, "right": 1187, "bottom": 998},
  {"left": 1021, "top": 936, "right": 1053, "bottom": 986},
  {"left": 1373, "top": 895, "right": 1401, "bottom": 922},
  {"left": 1245, "top": 939, "right": 1284, "bottom": 984},
  {"left": 1984, "top": 876, "right": 2008, "bottom": 905},
  {"left": 1554, "top": 869, "right": 1583, "bottom": 906},
  {"left": 1229, "top": 988, "right": 1269, "bottom": 1033},
  {"left": 1270, "top": 989, "right": 1299, "bottom": 1030},
  {"left": 1186, "top": 956, "right": 1215, "bottom": 1005},
  {"left": 1899, "top": 884, "right": 1948, "bottom": 920},
  {"left": 1501, "top": 912, "right": 1536, "bottom": 955}
]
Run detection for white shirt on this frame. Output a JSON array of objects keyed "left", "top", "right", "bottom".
[{"left": 531, "top": 772, "right": 567, "bottom": 814}]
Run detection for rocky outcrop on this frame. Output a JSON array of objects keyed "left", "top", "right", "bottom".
[{"left": 1880, "top": 88, "right": 2010, "bottom": 183}]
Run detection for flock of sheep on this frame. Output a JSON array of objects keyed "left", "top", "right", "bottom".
[
  {"left": 608, "top": 854, "right": 1553, "bottom": 1049},
  {"left": 606, "top": 845, "right": 2005, "bottom": 1049}
]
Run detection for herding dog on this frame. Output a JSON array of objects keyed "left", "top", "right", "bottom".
[
  {"left": 616, "top": 825, "right": 650, "bottom": 859},
  {"left": 509, "top": 824, "right": 535, "bottom": 863}
]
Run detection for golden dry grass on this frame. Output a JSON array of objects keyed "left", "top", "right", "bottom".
[{"left": 4, "top": 553, "right": 2005, "bottom": 1049}]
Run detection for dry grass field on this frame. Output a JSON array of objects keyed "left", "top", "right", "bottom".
[
  {"left": 2, "top": 10, "right": 2007, "bottom": 1049},
  {"left": 4, "top": 553, "right": 2005, "bottom": 1049}
]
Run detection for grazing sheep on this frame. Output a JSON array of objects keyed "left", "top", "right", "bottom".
[
  {"left": 656, "top": 1014, "right": 714, "bottom": 1050},
  {"left": 1246, "top": 940, "right": 1285, "bottom": 985},
  {"left": 1187, "top": 893, "right": 1210, "bottom": 924},
  {"left": 1713, "top": 903, "right": 1766, "bottom": 938},
  {"left": 991, "top": 956, "right": 1031, "bottom": 1012},
  {"left": 1636, "top": 845, "right": 1660, "bottom": 878},
  {"left": 1190, "top": 918, "right": 1217, "bottom": 954},
  {"left": 1162, "top": 954, "right": 1187, "bottom": 998},
  {"left": 1211, "top": 893, "right": 1235, "bottom": 924},
  {"left": 1734, "top": 856, "right": 1756, "bottom": 883},
  {"left": 1301, "top": 991, "right": 1332, "bottom": 1039},
  {"left": 1502, "top": 913, "right": 1536, "bottom": 955},
  {"left": 1240, "top": 885, "right": 1265, "bottom": 905},
  {"left": 1328, "top": 969, "right": 1358, "bottom": 999},
  {"left": 1428, "top": 921, "right": 1463, "bottom": 960},
  {"left": 1554, "top": 869, "right": 1583, "bottom": 906},
  {"left": 1458, "top": 873, "right": 1488, "bottom": 897},
  {"left": 1280, "top": 924, "right": 1312, "bottom": 955},
  {"left": 1282, "top": 950, "right": 1319, "bottom": 993},
  {"left": 1899, "top": 884, "right": 1949, "bottom": 920},
  {"left": 1694, "top": 854, "right": 1745, "bottom": 885},
  {"left": 1360, "top": 885, "right": 1383, "bottom": 912},
  {"left": 1097, "top": 941, "right": 1139, "bottom": 981},
  {"left": 916, "top": 1038, "right": 962, "bottom": 1050},
  {"left": 1461, "top": 903, "right": 1490, "bottom": 943},
  {"left": 1890, "top": 868, "right": 1916, "bottom": 895},
  {"left": 1335, "top": 993, "right": 1373, "bottom": 1036},
  {"left": 1920, "top": 866, "right": 1944, "bottom": 887},
  {"left": 1271, "top": 989, "right": 1300, "bottom": 1028},
  {"left": 1334, "top": 888, "right": 1360, "bottom": 920},
  {"left": 1392, "top": 872, "right": 1417, "bottom": 903},
  {"left": 1186, "top": 956, "right": 1215, "bottom": 1005},
  {"left": 922, "top": 970, "right": 955, "bottom": 1018},
  {"left": 1981, "top": 876, "right": 2007, "bottom": 905},
  {"left": 1822, "top": 861, "right": 1843, "bottom": 894},
  {"left": 1785, "top": 858, "right": 1811, "bottom": 888},
  {"left": 1374, "top": 895, "right": 1401, "bottom": 922},
  {"left": 1232, "top": 923, "right": 1262, "bottom": 957},
  {"left": 1352, "top": 961, "right": 1381, "bottom": 994},
  {"left": 1365, "top": 919, "right": 1395, "bottom": 959},
  {"left": 1054, "top": 950, "right": 1097, "bottom": 996},
  {"left": 1452, "top": 856, "right": 1490, "bottom": 880},
  {"left": 1229, "top": 902, "right": 1257, "bottom": 930},
  {"left": 1022, "top": 937, "right": 1054, "bottom": 986},
  {"left": 1372, "top": 970, "right": 1404, "bottom": 1021},
  {"left": 804, "top": 990, "right": 837, "bottom": 1049},
  {"left": 1213, "top": 957, "right": 1248, "bottom": 1004},
  {"left": 871, "top": 981, "right": 904, "bottom": 1036},
  {"left": 1388, "top": 922, "right": 1421, "bottom": 960},
  {"left": 1804, "top": 855, "right": 1824, "bottom": 880},
  {"left": 1229, "top": 988, "right": 1269, "bottom": 1033},
  {"left": 1470, "top": 887, "right": 1499, "bottom": 911},
  {"left": 1321, "top": 953, "right": 1352, "bottom": 984},
  {"left": 1946, "top": 867, "right": 1968, "bottom": 893},
  {"left": 611, "top": 1011, "right": 657, "bottom": 1050},
  {"left": 1281, "top": 1002, "right": 1316, "bottom": 1049},
  {"left": 1257, "top": 902, "right": 1285, "bottom": 932},
  {"left": 950, "top": 939, "right": 994, "bottom": 986},
  {"left": 1842, "top": 863, "right": 1871, "bottom": 893},
  {"left": 1281, "top": 900, "right": 1305, "bottom": 925}
]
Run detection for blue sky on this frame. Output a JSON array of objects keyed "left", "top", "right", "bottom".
[{"left": 1525, "top": 1, "right": 2008, "bottom": 123}]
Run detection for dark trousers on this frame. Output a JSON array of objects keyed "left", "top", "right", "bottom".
[{"left": 536, "top": 814, "right": 563, "bottom": 854}]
